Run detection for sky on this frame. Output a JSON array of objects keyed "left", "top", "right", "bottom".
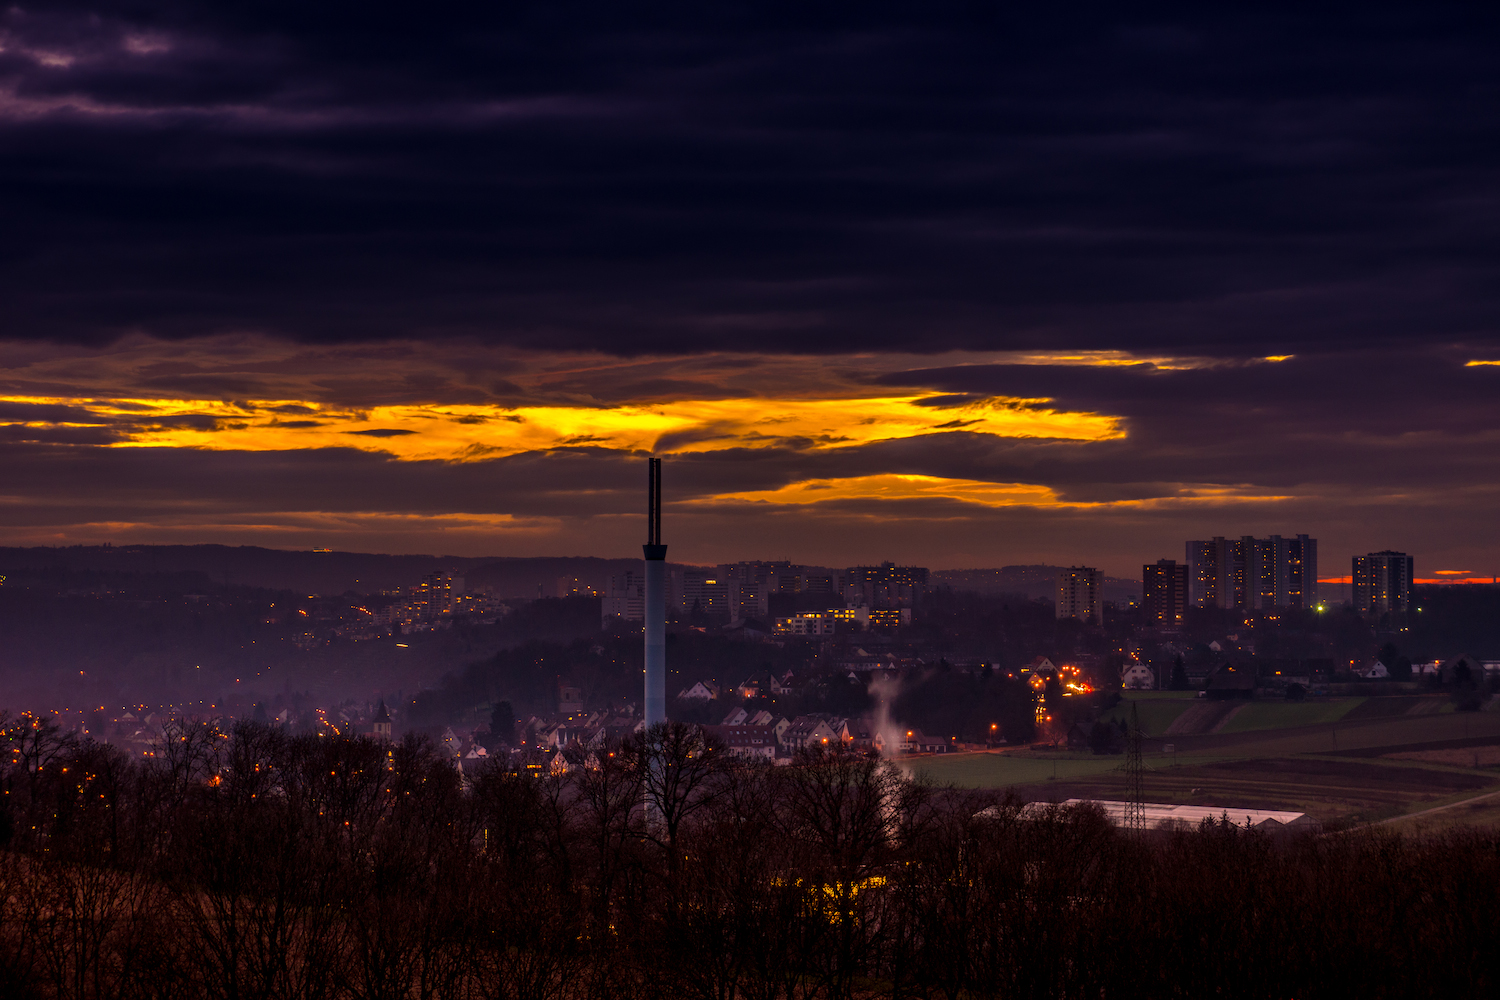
[{"left": 2, "top": 1, "right": 1499, "bottom": 578}]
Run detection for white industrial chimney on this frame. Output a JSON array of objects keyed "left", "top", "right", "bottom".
[{"left": 643, "top": 457, "right": 666, "bottom": 728}]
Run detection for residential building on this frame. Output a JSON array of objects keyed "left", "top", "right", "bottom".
[
  {"left": 866, "top": 608, "right": 911, "bottom": 629},
  {"left": 844, "top": 719, "right": 888, "bottom": 754},
  {"left": 736, "top": 671, "right": 789, "bottom": 699},
  {"left": 716, "top": 561, "right": 812, "bottom": 619},
  {"left": 676, "top": 681, "right": 719, "bottom": 702},
  {"left": 780, "top": 716, "right": 837, "bottom": 750},
  {"left": 896, "top": 728, "right": 950, "bottom": 754},
  {"left": 1286, "top": 534, "right": 1318, "bottom": 610},
  {"left": 1187, "top": 534, "right": 1317, "bottom": 610},
  {"left": 1142, "top": 559, "right": 1188, "bottom": 627},
  {"left": 706, "top": 723, "right": 780, "bottom": 760},
  {"left": 420, "top": 570, "right": 464, "bottom": 615},
  {"left": 720, "top": 560, "right": 798, "bottom": 590},
  {"left": 1056, "top": 566, "right": 1102, "bottom": 625},
  {"left": 775, "top": 612, "right": 835, "bottom": 635},
  {"left": 730, "top": 579, "right": 768, "bottom": 621},
  {"left": 556, "top": 576, "right": 598, "bottom": 598},
  {"left": 681, "top": 570, "right": 740, "bottom": 618},
  {"left": 828, "top": 606, "right": 870, "bottom": 627},
  {"left": 1353, "top": 550, "right": 1414, "bottom": 616},
  {"left": 601, "top": 569, "right": 646, "bottom": 627},
  {"left": 843, "top": 562, "right": 928, "bottom": 609},
  {"left": 800, "top": 572, "right": 841, "bottom": 597}
]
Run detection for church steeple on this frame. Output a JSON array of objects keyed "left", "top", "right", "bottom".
[{"left": 373, "top": 700, "right": 392, "bottom": 740}]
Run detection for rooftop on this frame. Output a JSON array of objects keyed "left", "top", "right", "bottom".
[{"left": 1025, "top": 799, "right": 1312, "bottom": 830}]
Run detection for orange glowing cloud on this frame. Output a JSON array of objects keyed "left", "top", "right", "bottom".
[
  {"left": 0, "top": 392, "right": 1123, "bottom": 461},
  {"left": 695, "top": 474, "right": 1291, "bottom": 510}
]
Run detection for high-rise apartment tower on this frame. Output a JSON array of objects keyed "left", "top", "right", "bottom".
[
  {"left": 1056, "top": 566, "right": 1102, "bottom": 625},
  {"left": 1142, "top": 559, "right": 1188, "bottom": 627},
  {"left": 1353, "top": 551, "right": 1414, "bottom": 616},
  {"left": 1186, "top": 534, "right": 1317, "bottom": 610}
]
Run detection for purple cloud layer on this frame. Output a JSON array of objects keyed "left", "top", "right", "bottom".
[{"left": 0, "top": 3, "right": 1497, "bottom": 354}]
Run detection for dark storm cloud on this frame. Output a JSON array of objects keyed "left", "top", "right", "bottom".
[
  {"left": 2, "top": 2, "right": 1499, "bottom": 354},
  {"left": 0, "top": 402, "right": 223, "bottom": 434},
  {"left": 0, "top": 443, "right": 647, "bottom": 522},
  {"left": 0, "top": 400, "right": 106, "bottom": 423},
  {"left": 0, "top": 423, "right": 122, "bottom": 445},
  {"left": 864, "top": 352, "right": 1500, "bottom": 501}
]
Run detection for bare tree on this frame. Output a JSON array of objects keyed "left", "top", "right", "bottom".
[{"left": 632, "top": 722, "right": 727, "bottom": 871}]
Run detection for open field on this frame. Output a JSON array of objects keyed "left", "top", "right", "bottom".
[
  {"left": 1099, "top": 690, "right": 1196, "bottom": 735},
  {"left": 1097, "top": 692, "right": 1462, "bottom": 738},
  {"left": 907, "top": 701, "right": 1500, "bottom": 827},
  {"left": 1389, "top": 746, "right": 1500, "bottom": 767},
  {"left": 1216, "top": 699, "right": 1361, "bottom": 733},
  {"left": 1383, "top": 790, "right": 1500, "bottom": 833},
  {"left": 1012, "top": 757, "right": 1497, "bottom": 826},
  {"left": 1344, "top": 695, "right": 1452, "bottom": 719}
]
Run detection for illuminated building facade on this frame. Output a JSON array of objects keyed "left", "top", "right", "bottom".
[
  {"left": 1056, "top": 566, "right": 1102, "bottom": 625},
  {"left": 774, "top": 612, "right": 835, "bottom": 635},
  {"left": 843, "top": 562, "right": 928, "bottom": 609},
  {"left": 681, "top": 570, "right": 733, "bottom": 615},
  {"left": 681, "top": 570, "right": 767, "bottom": 618},
  {"left": 420, "top": 570, "right": 464, "bottom": 614},
  {"left": 800, "top": 573, "right": 840, "bottom": 596},
  {"left": 714, "top": 561, "right": 844, "bottom": 619},
  {"left": 1142, "top": 559, "right": 1188, "bottom": 627},
  {"left": 1186, "top": 534, "right": 1317, "bottom": 610},
  {"left": 602, "top": 570, "right": 645, "bottom": 626},
  {"left": 1286, "top": 535, "right": 1318, "bottom": 610},
  {"left": 1353, "top": 550, "right": 1414, "bottom": 616},
  {"left": 828, "top": 607, "right": 869, "bottom": 626},
  {"left": 556, "top": 576, "right": 599, "bottom": 598},
  {"left": 866, "top": 608, "right": 911, "bottom": 629},
  {"left": 674, "top": 562, "right": 852, "bottom": 621},
  {"left": 717, "top": 560, "right": 792, "bottom": 618}
]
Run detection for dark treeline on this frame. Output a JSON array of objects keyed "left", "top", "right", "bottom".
[{"left": 1, "top": 715, "right": 1496, "bottom": 1000}]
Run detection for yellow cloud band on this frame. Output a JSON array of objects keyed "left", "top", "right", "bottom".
[
  {"left": 704, "top": 474, "right": 1065, "bottom": 507},
  {"left": 0, "top": 392, "right": 1123, "bottom": 460},
  {"left": 698, "top": 474, "right": 1292, "bottom": 509}
]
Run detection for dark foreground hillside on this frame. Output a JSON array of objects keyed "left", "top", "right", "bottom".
[{"left": 1, "top": 715, "right": 1496, "bottom": 1000}]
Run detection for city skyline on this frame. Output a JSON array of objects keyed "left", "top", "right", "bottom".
[{"left": 2, "top": 6, "right": 1499, "bottom": 576}]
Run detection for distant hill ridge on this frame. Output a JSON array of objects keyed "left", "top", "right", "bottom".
[
  {"left": 0, "top": 544, "right": 644, "bottom": 598},
  {"left": 0, "top": 546, "right": 1142, "bottom": 603},
  {"left": 932, "top": 566, "right": 1140, "bottom": 603}
]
